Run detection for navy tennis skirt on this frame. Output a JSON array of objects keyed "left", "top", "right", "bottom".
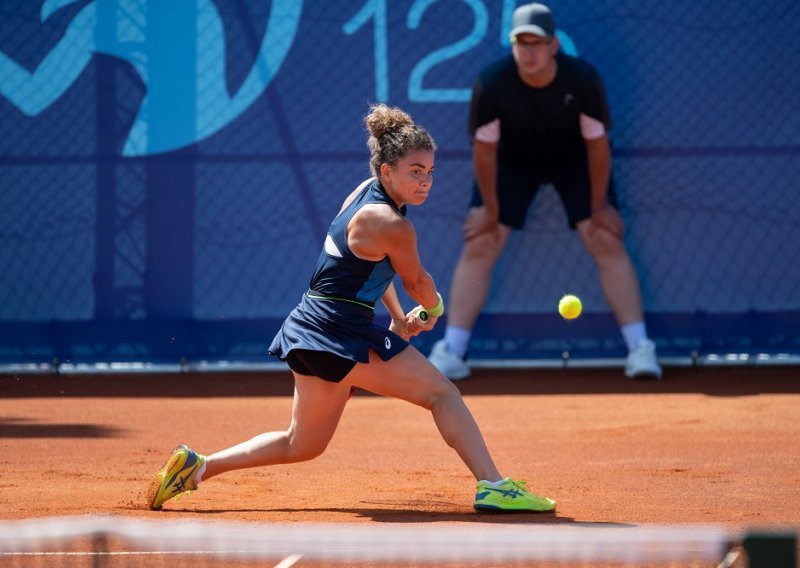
[{"left": 268, "top": 292, "right": 409, "bottom": 377}]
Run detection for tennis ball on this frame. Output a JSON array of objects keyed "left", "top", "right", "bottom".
[{"left": 558, "top": 294, "right": 582, "bottom": 320}]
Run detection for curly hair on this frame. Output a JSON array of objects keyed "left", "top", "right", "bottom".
[{"left": 365, "top": 104, "right": 436, "bottom": 178}]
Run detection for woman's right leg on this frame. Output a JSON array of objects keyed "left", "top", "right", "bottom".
[
  {"left": 202, "top": 372, "right": 352, "bottom": 481},
  {"left": 344, "top": 347, "right": 502, "bottom": 483},
  {"left": 344, "top": 348, "right": 557, "bottom": 513}
]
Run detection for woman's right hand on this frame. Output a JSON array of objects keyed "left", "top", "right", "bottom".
[{"left": 404, "top": 305, "right": 437, "bottom": 337}]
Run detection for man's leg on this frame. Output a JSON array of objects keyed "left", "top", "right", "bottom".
[
  {"left": 577, "top": 220, "right": 662, "bottom": 379},
  {"left": 448, "top": 224, "right": 511, "bottom": 333},
  {"left": 576, "top": 220, "right": 643, "bottom": 325},
  {"left": 429, "top": 223, "right": 511, "bottom": 379}
]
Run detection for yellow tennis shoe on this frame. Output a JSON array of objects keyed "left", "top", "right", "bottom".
[
  {"left": 148, "top": 444, "right": 206, "bottom": 510},
  {"left": 473, "top": 478, "right": 556, "bottom": 512}
]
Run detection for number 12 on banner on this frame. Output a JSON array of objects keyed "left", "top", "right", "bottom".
[
  {"left": 342, "top": 0, "right": 489, "bottom": 103},
  {"left": 343, "top": 0, "right": 577, "bottom": 104}
]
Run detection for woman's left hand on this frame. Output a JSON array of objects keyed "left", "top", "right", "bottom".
[
  {"left": 389, "top": 317, "right": 412, "bottom": 340},
  {"left": 389, "top": 306, "right": 436, "bottom": 340},
  {"left": 405, "top": 306, "right": 437, "bottom": 337}
]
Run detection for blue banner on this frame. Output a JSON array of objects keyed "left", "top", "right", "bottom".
[{"left": 1, "top": 0, "right": 799, "bottom": 365}]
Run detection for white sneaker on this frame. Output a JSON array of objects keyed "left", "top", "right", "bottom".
[
  {"left": 428, "top": 339, "right": 471, "bottom": 381},
  {"left": 625, "top": 338, "right": 662, "bottom": 379}
]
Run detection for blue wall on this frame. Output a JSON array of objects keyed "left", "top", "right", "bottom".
[{"left": 1, "top": 0, "right": 799, "bottom": 365}]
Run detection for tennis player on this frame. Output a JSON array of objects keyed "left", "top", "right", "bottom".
[{"left": 148, "top": 104, "right": 556, "bottom": 513}]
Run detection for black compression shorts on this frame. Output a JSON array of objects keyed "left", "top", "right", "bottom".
[
  {"left": 470, "top": 161, "right": 618, "bottom": 230},
  {"left": 285, "top": 349, "right": 358, "bottom": 383}
]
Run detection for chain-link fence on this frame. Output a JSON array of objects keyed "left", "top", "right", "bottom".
[{"left": 1, "top": 0, "right": 798, "bottom": 365}]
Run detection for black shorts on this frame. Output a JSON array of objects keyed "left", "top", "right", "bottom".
[
  {"left": 269, "top": 292, "right": 409, "bottom": 383},
  {"left": 469, "top": 160, "right": 618, "bottom": 230},
  {"left": 285, "top": 349, "right": 358, "bottom": 383}
]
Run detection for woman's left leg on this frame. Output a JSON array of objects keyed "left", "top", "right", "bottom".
[{"left": 202, "top": 372, "right": 352, "bottom": 480}]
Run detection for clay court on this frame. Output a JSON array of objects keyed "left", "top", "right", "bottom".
[{"left": 1, "top": 365, "right": 798, "bottom": 565}]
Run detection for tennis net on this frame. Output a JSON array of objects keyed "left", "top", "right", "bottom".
[{"left": 0, "top": 515, "right": 794, "bottom": 567}]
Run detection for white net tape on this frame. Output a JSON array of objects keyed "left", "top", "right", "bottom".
[{"left": 0, "top": 515, "right": 733, "bottom": 565}]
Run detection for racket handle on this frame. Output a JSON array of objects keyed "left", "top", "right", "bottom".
[{"left": 418, "top": 310, "right": 428, "bottom": 322}]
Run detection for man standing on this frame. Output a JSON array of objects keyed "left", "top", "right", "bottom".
[{"left": 429, "top": 3, "right": 661, "bottom": 380}]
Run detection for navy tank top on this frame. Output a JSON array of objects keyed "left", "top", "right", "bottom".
[
  {"left": 307, "top": 178, "right": 406, "bottom": 307},
  {"left": 268, "top": 177, "right": 411, "bottom": 367}
]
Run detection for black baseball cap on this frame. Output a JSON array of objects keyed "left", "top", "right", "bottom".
[{"left": 509, "top": 3, "right": 556, "bottom": 39}]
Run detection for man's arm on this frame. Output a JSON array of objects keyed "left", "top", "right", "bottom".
[
  {"left": 585, "top": 134, "right": 623, "bottom": 237},
  {"left": 585, "top": 134, "right": 611, "bottom": 211},
  {"left": 473, "top": 139, "right": 499, "bottom": 217},
  {"left": 464, "top": 139, "right": 500, "bottom": 240}
]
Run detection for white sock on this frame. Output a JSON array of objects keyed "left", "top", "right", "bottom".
[
  {"left": 621, "top": 321, "right": 647, "bottom": 352},
  {"left": 444, "top": 326, "right": 471, "bottom": 359},
  {"left": 193, "top": 460, "right": 207, "bottom": 486},
  {"left": 480, "top": 478, "right": 507, "bottom": 486}
]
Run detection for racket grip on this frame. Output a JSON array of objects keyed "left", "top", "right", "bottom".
[{"left": 418, "top": 310, "right": 428, "bottom": 322}]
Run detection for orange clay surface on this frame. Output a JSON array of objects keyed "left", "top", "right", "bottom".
[{"left": 1, "top": 365, "right": 799, "bottom": 553}]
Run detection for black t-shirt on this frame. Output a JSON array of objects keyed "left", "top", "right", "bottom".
[{"left": 468, "top": 52, "right": 611, "bottom": 168}]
